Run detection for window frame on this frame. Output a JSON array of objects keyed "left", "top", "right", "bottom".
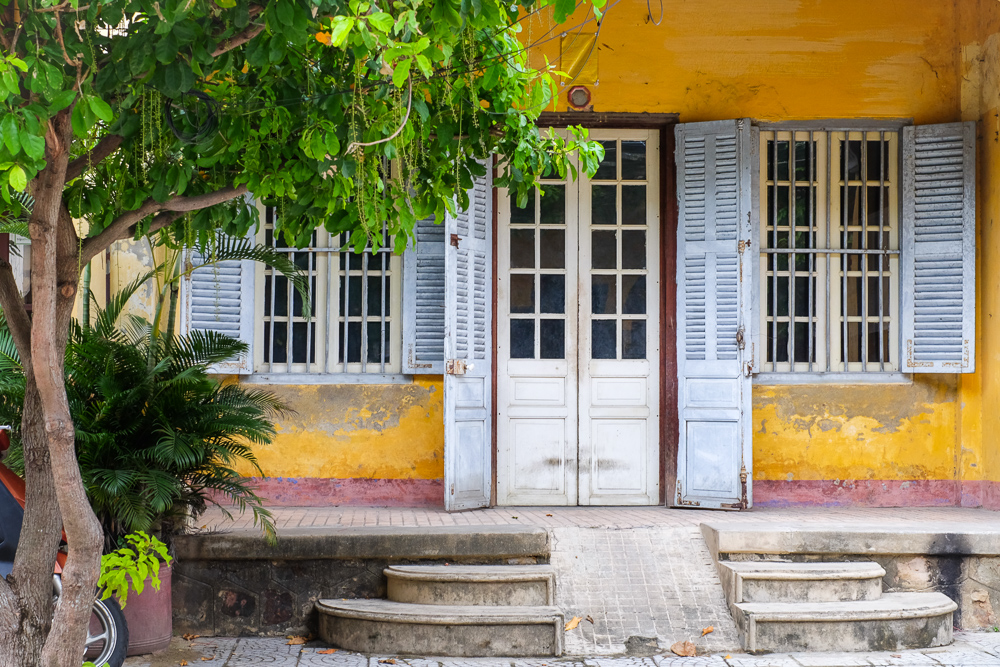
[
  {"left": 752, "top": 120, "right": 911, "bottom": 384},
  {"left": 249, "top": 205, "right": 404, "bottom": 382}
]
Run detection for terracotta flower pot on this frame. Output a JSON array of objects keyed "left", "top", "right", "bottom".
[{"left": 122, "top": 565, "right": 172, "bottom": 656}]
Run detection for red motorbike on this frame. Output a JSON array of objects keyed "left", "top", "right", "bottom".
[{"left": 0, "top": 425, "right": 129, "bottom": 666}]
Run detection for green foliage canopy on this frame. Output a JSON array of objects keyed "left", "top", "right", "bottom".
[{"left": 0, "top": 0, "right": 603, "bottom": 249}]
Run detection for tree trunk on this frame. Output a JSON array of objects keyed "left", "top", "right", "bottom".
[
  {"left": 0, "top": 379, "right": 62, "bottom": 667},
  {"left": 12, "top": 112, "right": 105, "bottom": 667}
]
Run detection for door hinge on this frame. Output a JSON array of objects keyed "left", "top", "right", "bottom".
[
  {"left": 450, "top": 484, "right": 455, "bottom": 496},
  {"left": 450, "top": 234, "right": 461, "bottom": 248},
  {"left": 445, "top": 359, "right": 468, "bottom": 375},
  {"left": 675, "top": 481, "right": 701, "bottom": 507},
  {"left": 739, "top": 465, "right": 749, "bottom": 510},
  {"left": 738, "top": 239, "right": 749, "bottom": 254},
  {"left": 736, "top": 326, "right": 745, "bottom": 350}
]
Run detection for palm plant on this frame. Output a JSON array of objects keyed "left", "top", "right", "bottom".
[{"left": 0, "top": 272, "right": 289, "bottom": 546}]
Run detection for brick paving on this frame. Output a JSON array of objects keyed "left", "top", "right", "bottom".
[
  {"left": 126, "top": 633, "right": 1000, "bottom": 666},
  {"left": 194, "top": 505, "right": 1000, "bottom": 532}
]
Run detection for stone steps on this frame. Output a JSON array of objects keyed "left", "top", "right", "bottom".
[
  {"left": 733, "top": 591, "right": 957, "bottom": 653},
  {"left": 720, "top": 561, "right": 885, "bottom": 603},
  {"left": 386, "top": 564, "right": 556, "bottom": 606},
  {"left": 715, "top": 559, "right": 956, "bottom": 653},
  {"left": 317, "top": 565, "right": 563, "bottom": 656}
]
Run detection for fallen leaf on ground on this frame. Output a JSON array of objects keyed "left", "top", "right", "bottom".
[
  {"left": 585, "top": 615, "right": 594, "bottom": 624},
  {"left": 379, "top": 659, "right": 397, "bottom": 664},
  {"left": 670, "top": 640, "right": 696, "bottom": 657},
  {"left": 511, "top": 516, "right": 518, "bottom": 519},
  {"left": 546, "top": 513, "right": 553, "bottom": 517},
  {"left": 701, "top": 625, "right": 714, "bottom": 636},
  {"left": 182, "top": 634, "right": 200, "bottom": 641},
  {"left": 564, "top": 616, "right": 582, "bottom": 631},
  {"left": 318, "top": 649, "right": 338, "bottom": 654},
  {"left": 286, "top": 636, "right": 308, "bottom": 645},
  {"left": 724, "top": 656, "right": 731, "bottom": 660},
  {"left": 891, "top": 655, "right": 902, "bottom": 659},
  {"left": 179, "top": 662, "right": 188, "bottom": 666}
]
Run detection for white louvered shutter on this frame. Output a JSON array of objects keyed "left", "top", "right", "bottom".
[
  {"left": 674, "top": 119, "right": 754, "bottom": 509},
  {"left": 901, "top": 122, "right": 976, "bottom": 373},
  {"left": 402, "top": 215, "right": 446, "bottom": 374},
  {"left": 179, "top": 243, "right": 256, "bottom": 374},
  {"left": 443, "top": 166, "right": 493, "bottom": 510}
]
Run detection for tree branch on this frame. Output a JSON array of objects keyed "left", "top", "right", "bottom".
[
  {"left": 66, "top": 134, "right": 124, "bottom": 180},
  {"left": 0, "top": 260, "right": 31, "bottom": 366},
  {"left": 212, "top": 23, "right": 265, "bottom": 57},
  {"left": 79, "top": 184, "right": 249, "bottom": 264}
]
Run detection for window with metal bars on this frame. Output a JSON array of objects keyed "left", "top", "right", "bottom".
[
  {"left": 759, "top": 129, "right": 900, "bottom": 373},
  {"left": 254, "top": 207, "right": 402, "bottom": 374}
]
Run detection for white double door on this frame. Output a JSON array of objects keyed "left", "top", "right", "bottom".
[{"left": 497, "top": 130, "right": 660, "bottom": 506}]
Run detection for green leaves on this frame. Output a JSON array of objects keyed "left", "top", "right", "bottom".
[
  {"left": 7, "top": 165, "right": 26, "bottom": 192},
  {"left": 0, "top": 115, "right": 20, "bottom": 155},
  {"left": 98, "top": 531, "right": 172, "bottom": 607},
  {"left": 329, "top": 16, "right": 355, "bottom": 47}
]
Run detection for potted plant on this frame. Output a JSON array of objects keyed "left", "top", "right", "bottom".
[{"left": 98, "top": 531, "right": 173, "bottom": 656}]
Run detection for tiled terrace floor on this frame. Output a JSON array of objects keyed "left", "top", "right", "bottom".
[{"left": 197, "top": 505, "right": 1000, "bottom": 532}]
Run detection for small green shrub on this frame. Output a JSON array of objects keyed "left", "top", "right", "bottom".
[{"left": 98, "top": 531, "right": 172, "bottom": 607}]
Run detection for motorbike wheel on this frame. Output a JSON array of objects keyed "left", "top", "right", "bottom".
[{"left": 84, "top": 596, "right": 129, "bottom": 667}]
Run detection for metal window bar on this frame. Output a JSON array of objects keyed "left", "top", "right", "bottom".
[
  {"left": 262, "top": 213, "right": 394, "bottom": 374},
  {"left": 760, "top": 130, "right": 898, "bottom": 374},
  {"left": 842, "top": 134, "right": 849, "bottom": 371},
  {"left": 879, "top": 130, "right": 886, "bottom": 371}
]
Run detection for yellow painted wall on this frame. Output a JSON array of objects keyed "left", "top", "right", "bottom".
[
  {"left": 232, "top": 378, "right": 444, "bottom": 481},
  {"left": 96, "top": 0, "right": 1000, "bottom": 499},
  {"left": 531, "top": 0, "right": 983, "bottom": 492}
]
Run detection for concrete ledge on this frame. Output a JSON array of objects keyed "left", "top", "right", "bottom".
[
  {"left": 702, "top": 522, "right": 1000, "bottom": 556},
  {"left": 175, "top": 525, "right": 549, "bottom": 561}
]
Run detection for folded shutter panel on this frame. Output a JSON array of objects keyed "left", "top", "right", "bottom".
[
  {"left": 674, "top": 119, "right": 754, "bottom": 509},
  {"left": 443, "top": 166, "right": 492, "bottom": 510},
  {"left": 402, "top": 215, "right": 446, "bottom": 374},
  {"left": 901, "top": 121, "right": 976, "bottom": 373},
  {"left": 179, "top": 242, "right": 256, "bottom": 374}
]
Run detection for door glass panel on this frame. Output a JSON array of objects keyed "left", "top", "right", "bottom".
[
  {"left": 621, "top": 231, "right": 646, "bottom": 269},
  {"left": 510, "top": 319, "right": 534, "bottom": 358},
  {"left": 592, "top": 320, "right": 616, "bottom": 359},
  {"left": 539, "top": 229, "right": 565, "bottom": 269},
  {"left": 622, "top": 275, "right": 646, "bottom": 314},
  {"left": 540, "top": 275, "right": 565, "bottom": 314},
  {"left": 539, "top": 185, "right": 566, "bottom": 224},
  {"left": 592, "top": 275, "right": 617, "bottom": 314},
  {"left": 510, "top": 274, "right": 535, "bottom": 313},
  {"left": 510, "top": 229, "right": 535, "bottom": 268},
  {"left": 594, "top": 140, "right": 617, "bottom": 180},
  {"left": 592, "top": 231, "right": 617, "bottom": 269},
  {"left": 622, "top": 186, "right": 646, "bottom": 225},
  {"left": 592, "top": 185, "right": 617, "bottom": 225},
  {"left": 622, "top": 320, "right": 646, "bottom": 359},
  {"left": 540, "top": 319, "right": 565, "bottom": 359},
  {"left": 510, "top": 194, "right": 534, "bottom": 224},
  {"left": 621, "top": 141, "right": 647, "bottom": 180}
]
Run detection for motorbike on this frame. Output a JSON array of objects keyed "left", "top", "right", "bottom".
[{"left": 0, "top": 425, "right": 129, "bottom": 667}]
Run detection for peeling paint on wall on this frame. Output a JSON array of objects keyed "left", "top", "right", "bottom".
[{"left": 233, "top": 376, "right": 444, "bottom": 481}]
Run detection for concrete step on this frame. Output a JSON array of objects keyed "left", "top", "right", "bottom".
[
  {"left": 733, "top": 591, "right": 957, "bottom": 653},
  {"left": 317, "top": 599, "right": 564, "bottom": 657},
  {"left": 385, "top": 564, "right": 555, "bottom": 606},
  {"left": 720, "top": 561, "right": 885, "bottom": 603}
]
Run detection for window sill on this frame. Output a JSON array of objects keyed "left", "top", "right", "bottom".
[
  {"left": 240, "top": 373, "right": 415, "bottom": 385},
  {"left": 753, "top": 372, "right": 912, "bottom": 385}
]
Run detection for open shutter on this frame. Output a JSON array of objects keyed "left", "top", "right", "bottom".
[
  {"left": 443, "top": 166, "right": 493, "bottom": 510},
  {"left": 179, "top": 244, "right": 256, "bottom": 374},
  {"left": 402, "top": 215, "right": 446, "bottom": 374},
  {"left": 901, "top": 122, "right": 976, "bottom": 373},
  {"left": 674, "top": 119, "right": 754, "bottom": 509}
]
